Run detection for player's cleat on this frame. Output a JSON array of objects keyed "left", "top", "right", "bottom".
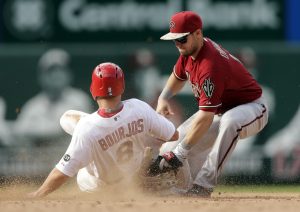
[{"left": 184, "top": 184, "right": 213, "bottom": 198}]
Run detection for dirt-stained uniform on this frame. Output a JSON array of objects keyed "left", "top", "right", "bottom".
[{"left": 57, "top": 98, "right": 176, "bottom": 192}]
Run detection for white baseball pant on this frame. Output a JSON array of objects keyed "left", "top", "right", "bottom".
[{"left": 160, "top": 96, "right": 268, "bottom": 189}]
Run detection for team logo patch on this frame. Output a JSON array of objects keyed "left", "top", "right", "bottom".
[
  {"left": 202, "top": 78, "right": 214, "bottom": 98},
  {"left": 169, "top": 21, "right": 175, "bottom": 29},
  {"left": 63, "top": 154, "right": 71, "bottom": 162}
]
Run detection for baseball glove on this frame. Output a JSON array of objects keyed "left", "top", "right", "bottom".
[
  {"left": 135, "top": 147, "right": 179, "bottom": 193},
  {"left": 138, "top": 171, "right": 179, "bottom": 193}
]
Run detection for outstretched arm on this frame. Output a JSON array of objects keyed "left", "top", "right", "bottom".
[
  {"left": 183, "top": 110, "right": 214, "bottom": 147},
  {"left": 28, "top": 168, "right": 70, "bottom": 198},
  {"left": 151, "top": 110, "right": 214, "bottom": 175}
]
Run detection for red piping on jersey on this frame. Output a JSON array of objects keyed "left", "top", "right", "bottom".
[
  {"left": 217, "top": 104, "right": 267, "bottom": 172},
  {"left": 173, "top": 70, "right": 187, "bottom": 81}
]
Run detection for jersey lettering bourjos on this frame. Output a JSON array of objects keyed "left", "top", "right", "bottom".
[
  {"left": 97, "top": 118, "right": 144, "bottom": 151},
  {"left": 173, "top": 38, "right": 262, "bottom": 114},
  {"left": 56, "top": 98, "right": 175, "bottom": 184}
]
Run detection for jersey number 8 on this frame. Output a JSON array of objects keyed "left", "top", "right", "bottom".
[{"left": 116, "top": 140, "right": 133, "bottom": 164}]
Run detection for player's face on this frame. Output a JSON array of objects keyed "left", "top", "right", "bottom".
[
  {"left": 173, "top": 35, "right": 190, "bottom": 56},
  {"left": 174, "top": 30, "right": 202, "bottom": 57}
]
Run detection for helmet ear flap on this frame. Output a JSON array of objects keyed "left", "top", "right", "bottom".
[{"left": 90, "top": 62, "right": 125, "bottom": 99}]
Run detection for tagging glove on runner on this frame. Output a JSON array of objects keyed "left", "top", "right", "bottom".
[{"left": 147, "top": 142, "right": 189, "bottom": 176}]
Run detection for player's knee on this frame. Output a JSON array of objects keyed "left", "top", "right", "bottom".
[
  {"left": 60, "top": 110, "right": 78, "bottom": 136},
  {"left": 219, "top": 114, "right": 240, "bottom": 132},
  {"left": 60, "top": 111, "right": 69, "bottom": 130},
  {"left": 77, "top": 168, "right": 100, "bottom": 192},
  {"left": 60, "top": 110, "right": 88, "bottom": 136}
]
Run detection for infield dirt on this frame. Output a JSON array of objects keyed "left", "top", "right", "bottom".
[{"left": 1, "top": 182, "right": 300, "bottom": 212}]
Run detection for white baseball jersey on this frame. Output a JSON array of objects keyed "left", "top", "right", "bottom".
[{"left": 56, "top": 98, "right": 175, "bottom": 184}]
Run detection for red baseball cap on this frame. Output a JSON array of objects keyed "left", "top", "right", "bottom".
[{"left": 161, "top": 11, "right": 202, "bottom": 40}]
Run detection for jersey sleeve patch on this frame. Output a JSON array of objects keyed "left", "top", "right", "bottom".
[{"left": 202, "top": 78, "right": 214, "bottom": 98}]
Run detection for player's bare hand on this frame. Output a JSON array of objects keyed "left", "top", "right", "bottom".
[
  {"left": 26, "top": 191, "right": 39, "bottom": 199},
  {"left": 156, "top": 99, "right": 174, "bottom": 117}
]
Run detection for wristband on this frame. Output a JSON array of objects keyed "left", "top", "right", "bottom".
[
  {"left": 159, "top": 88, "right": 173, "bottom": 100},
  {"left": 173, "top": 142, "right": 190, "bottom": 160}
]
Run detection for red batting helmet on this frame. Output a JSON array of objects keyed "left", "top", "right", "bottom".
[{"left": 90, "top": 62, "right": 125, "bottom": 99}]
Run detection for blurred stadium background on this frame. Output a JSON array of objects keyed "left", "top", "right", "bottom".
[{"left": 0, "top": 0, "right": 299, "bottom": 184}]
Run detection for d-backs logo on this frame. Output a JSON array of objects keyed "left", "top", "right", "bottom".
[
  {"left": 169, "top": 21, "right": 175, "bottom": 29},
  {"left": 202, "top": 78, "right": 214, "bottom": 98}
]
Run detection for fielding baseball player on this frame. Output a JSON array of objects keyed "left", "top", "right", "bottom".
[
  {"left": 27, "top": 62, "right": 183, "bottom": 198},
  {"left": 151, "top": 11, "right": 269, "bottom": 197}
]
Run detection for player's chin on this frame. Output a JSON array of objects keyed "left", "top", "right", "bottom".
[{"left": 178, "top": 49, "right": 189, "bottom": 56}]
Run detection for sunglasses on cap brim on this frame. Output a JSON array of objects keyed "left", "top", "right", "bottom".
[{"left": 173, "top": 33, "right": 190, "bottom": 44}]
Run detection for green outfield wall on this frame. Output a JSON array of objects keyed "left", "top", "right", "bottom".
[
  {"left": 0, "top": 41, "right": 299, "bottom": 182},
  {"left": 1, "top": 41, "right": 299, "bottom": 129}
]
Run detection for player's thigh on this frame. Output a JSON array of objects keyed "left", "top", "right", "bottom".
[{"left": 220, "top": 100, "right": 268, "bottom": 139}]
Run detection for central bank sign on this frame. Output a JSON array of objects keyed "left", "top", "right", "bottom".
[{"left": 2, "top": 0, "right": 283, "bottom": 42}]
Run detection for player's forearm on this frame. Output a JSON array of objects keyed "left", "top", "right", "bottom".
[
  {"left": 32, "top": 168, "right": 69, "bottom": 198},
  {"left": 185, "top": 112, "right": 214, "bottom": 147},
  {"left": 158, "top": 73, "right": 185, "bottom": 100},
  {"left": 173, "top": 111, "right": 214, "bottom": 159}
]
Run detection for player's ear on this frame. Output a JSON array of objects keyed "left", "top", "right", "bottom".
[{"left": 194, "top": 29, "right": 202, "bottom": 37}]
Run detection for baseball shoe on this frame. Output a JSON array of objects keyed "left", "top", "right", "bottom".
[{"left": 184, "top": 184, "right": 213, "bottom": 198}]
